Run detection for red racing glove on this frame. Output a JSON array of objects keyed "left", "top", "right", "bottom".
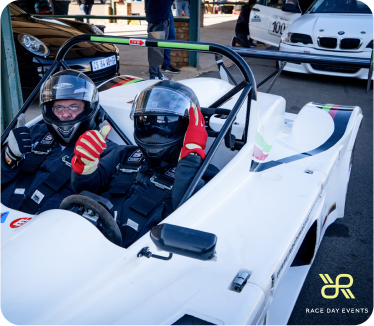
[
  {"left": 179, "top": 107, "right": 208, "bottom": 160},
  {"left": 72, "top": 125, "right": 112, "bottom": 175}
]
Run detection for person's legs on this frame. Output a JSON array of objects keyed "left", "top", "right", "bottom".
[
  {"left": 148, "top": 20, "right": 169, "bottom": 79},
  {"left": 163, "top": 11, "right": 175, "bottom": 68},
  {"left": 176, "top": 1, "right": 183, "bottom": 16},
  {"left": 235, "top": 33, "right": 251, "bottom": 48},
  {"left": 81, "top": 5, "right": 92, "bottom": 24},
  {"left": 182, "top": 1, "right": 189, "bottom": 16}
]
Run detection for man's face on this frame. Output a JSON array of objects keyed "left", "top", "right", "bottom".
[{"left": 52, "top": 99, "right": 85, "bottom": 121}]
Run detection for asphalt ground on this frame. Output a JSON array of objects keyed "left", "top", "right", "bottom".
[{"left": 198, "top": 53, "right": 373, "bottom": 325}]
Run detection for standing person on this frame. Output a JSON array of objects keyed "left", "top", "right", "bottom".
[
  {"left": 76, "top": 0, "right": 94, "bottom": 23},
  {"left": 50, "top": 0, "right": 71, "bottom": 15},
  {"left": 145, "top": 0, "right": 171, "bottom": 80},
  {"left": 175, "top": 0, "right": 189, "bottom": 16},
  {"left": 161, "top": 7, "right": 181, "bottom": 74},
  {"left": 231, "top": 0, "right": 257, "bottom": 48},
  {"left": 1, "top": 70, "right": 117, "bottom": 214}
]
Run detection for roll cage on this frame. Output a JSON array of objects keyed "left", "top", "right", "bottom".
[{"left": 1, "top": 35, "right": 371, "bottom": 207}]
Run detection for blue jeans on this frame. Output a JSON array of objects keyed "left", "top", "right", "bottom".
[
  {"left": 79, "top": 4, "right": 92, "bottom": 23},
  {"left": 163, "top": 10, "right": 175, "bottom": 67},
  {"left": 176, "top": 0, "right": 189, "bottom": 16},
  {"left": 148, "top": 20, "right": 170, "bottom": 78}
]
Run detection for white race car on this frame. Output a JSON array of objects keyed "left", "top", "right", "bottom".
[
  {"left": 249, "top": 0, "right": 373, "bottom": 79},
  {"left": 1, "top": 35, "right": 364, "bottom": 325}
]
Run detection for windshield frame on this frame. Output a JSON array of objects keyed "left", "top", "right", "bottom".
[{"left": 306, "top": 0, "right": 372, "bottom": 14}]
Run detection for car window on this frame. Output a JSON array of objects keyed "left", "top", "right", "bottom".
[
  {"left": 308, "top": 0, "right": 372, "bottom": 13},
  {"left": 9, "top": 3, "right": 27, "bottom": 16}
]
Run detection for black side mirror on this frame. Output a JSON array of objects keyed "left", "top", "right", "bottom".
[
  {"left": 150, "top": 223, "right": 217, "bottom": 261},
  {"left": 282, "top": 3, "right": 301, "bottom": 12}
]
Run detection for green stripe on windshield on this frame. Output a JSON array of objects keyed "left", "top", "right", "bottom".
[
  {"left": 158, "top": 42, "right": 209, "bottom": 51},
  {"left": 91, "top": 36, "right": 130, "bottom": 44},
  {"left": 321, "top": 104, "right": 335, "bottom": 113}
]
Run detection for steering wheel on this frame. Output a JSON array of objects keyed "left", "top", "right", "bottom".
[{"left": 59, "top": 195, "right": 122, "bottom": 247}]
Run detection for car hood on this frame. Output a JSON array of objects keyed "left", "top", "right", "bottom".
[
  {"left": 291, "top": 13, "right": 373, "bottom": 48},
  {"left": 11, "top": 15, "right": 114, "bottom": 59}
]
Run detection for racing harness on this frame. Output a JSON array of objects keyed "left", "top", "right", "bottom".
[
  {"left": 7, "top": 132, "right": 75, "bottom": 214},
  {"left": 107, "top": 149, "right": 176, "bottom": 247}
]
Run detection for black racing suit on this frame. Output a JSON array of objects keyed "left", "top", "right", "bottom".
[
  {"left": 1, "top": 122, "right": 117, "bottom": 214},
  {"left": 72, "top": 146, "right": 219, "bottom": 247}
]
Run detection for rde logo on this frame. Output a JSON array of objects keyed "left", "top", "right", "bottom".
[
  {"left": 129, "top": 39, "right": 145, "bottom": 46},
  {"left": 320, "top": 274, "right": 355, "bottom": 299},
  {"left": 10, "top": 218, "right": 32, "bottom": 229}
]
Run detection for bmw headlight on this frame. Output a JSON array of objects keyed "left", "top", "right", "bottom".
[
  {"left": 366, "top": 40, "right": 373, "bottom": 48},
  {"left": 281, "top": 31, "right": 313, "bottom": 45},
  {"left": 18, "top": 34, "right": 49, "bottom": 57},
  {"left": 90, "top": 25, "right": 104, "bottom": 35}
]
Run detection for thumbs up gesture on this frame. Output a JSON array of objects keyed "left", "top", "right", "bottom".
[{"left": 72, "top": 125, "right": 112, "bottom": 175}]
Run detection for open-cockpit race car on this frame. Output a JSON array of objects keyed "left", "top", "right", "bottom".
[{"left": 1, "top": 35, "right": 370, "bottom": 325}]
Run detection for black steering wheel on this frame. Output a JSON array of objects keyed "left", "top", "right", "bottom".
[{"left": 59, "top": 195, "right": 122, "bottom": 247}]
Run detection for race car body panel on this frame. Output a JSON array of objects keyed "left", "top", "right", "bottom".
[
  {"left": 249, "top": 4, "right": 301, "bottom": 47},
  {"left": 1, "top": 75, "right": 362, "bottom": 325}
]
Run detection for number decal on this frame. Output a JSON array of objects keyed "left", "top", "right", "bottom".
[{"left": 269, "top": 15, "right": 289, "bottom": 37}]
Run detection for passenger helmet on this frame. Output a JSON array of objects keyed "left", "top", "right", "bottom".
[
  {"left": 40, "top": 70, "right": 100, "bottom": 145},
  {"left": 130, "top": 80, "right": 200, "bottom": 169}
]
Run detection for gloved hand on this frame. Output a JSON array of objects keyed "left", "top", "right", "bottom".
[
  {"left": 180, "top": 107, "right": 208, "bottom": 160},
  {"left": 4, "top": 114, "right": 31, "bottom": 168},
  {"left": 72, "top": 125, "right": 112, "bottom": 175}
]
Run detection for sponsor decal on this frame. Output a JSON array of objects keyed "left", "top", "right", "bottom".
[
  {"left": 1, "top": 212, "right": 9, "bottom": 223},
  {"left": 253, "top": 103, "right": 355, "bottom": 172},
  {"left": 129, "top": 39, "right": 145, "bottom": 46},
  {"left": 53, "top": 83, "right": 74, "bottom": 89},
  {"left": 320, "top": 274, "right": 355, "bottom": 299},
  {"left": 165, "top": 167, "right": 176, "bottom": 179},
  {"left": 10, "top": 217, "right": 32, "bottom": 228},
  {"left": 251, "top": 13, "right": 261, "bottom": 22},
  {"left": 322, "top": 202, "right": 336, "bottom": 226},
  {"left": 40, "top": 132, "right": 54, "bottom": 145},
  {"left": 128, "top": 149, "right": 143, "bottom": 162}
]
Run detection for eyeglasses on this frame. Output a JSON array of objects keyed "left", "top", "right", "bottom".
[{"left": 52, "top": 105, "right": 84, "bottom": 113}]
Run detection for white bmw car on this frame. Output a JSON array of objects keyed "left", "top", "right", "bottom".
[{"left": 249, "top": 0, "right": 373, "bottom": 79}]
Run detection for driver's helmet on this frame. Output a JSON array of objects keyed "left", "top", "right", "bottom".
[
  {"left": 130, "top": 80, "right": 200, "bottom": 169},
  {"left": 40, "top": 69, "right": 100, "bottom": 145}
]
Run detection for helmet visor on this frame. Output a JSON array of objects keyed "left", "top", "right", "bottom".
[
  {"left": 130, "top": 86, "right": 194, "bottom": 120},
  {"left": 40, "top": 74, "right": 98, "bottom": 104},
  {"left": 135, "top": 115, "right": 188, "bottom": 142}
]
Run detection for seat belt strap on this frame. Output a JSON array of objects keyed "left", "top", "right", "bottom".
[
  {"left": 21, "top": 132, "right": 55, "bottom": 173},
  {"left": 108, "top": 149, "right": 145, "bottom": 195},
  {"left": 20, "top": 153, "right": 73, "bottom": 214},
  {"left": 7, "top": 132, "right": 55, "bottom": 210}
]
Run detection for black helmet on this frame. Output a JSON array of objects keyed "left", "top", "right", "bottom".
[
  {"left": 40, "top": 70, "right": 100, "bottom": 145},
  {"left": 130, "top": 80, "right": 200, "bottom": 169}
]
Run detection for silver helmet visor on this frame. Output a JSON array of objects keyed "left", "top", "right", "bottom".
[{"left": 130, "top": 86, "right": 194, "bottom": 120}]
